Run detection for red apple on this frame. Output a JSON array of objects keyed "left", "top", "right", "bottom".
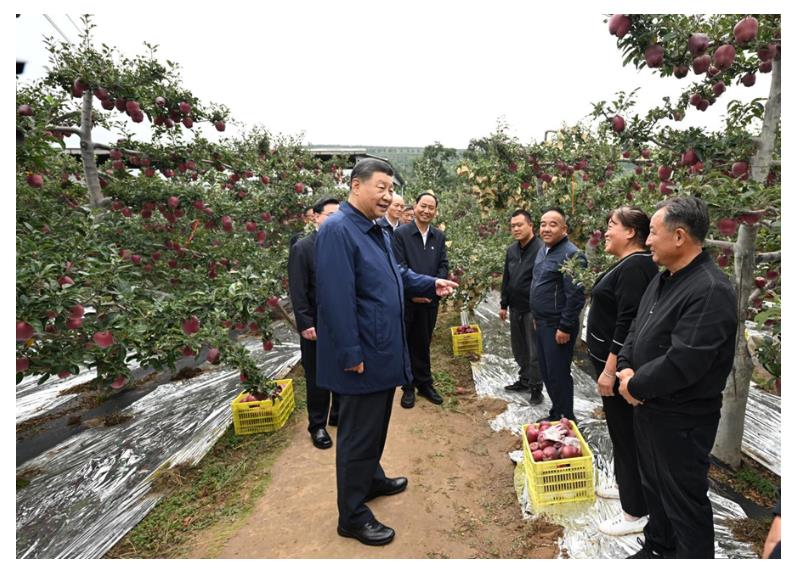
[
  {"left": 207, "top": 347, "right": 221, "bottom": 364},
  {"left": 110, "top": 375, "right": 126, "bottom": 389},
  {"left": 688, "top": 33, "right": 709, "bottom": 56},
  {"left": 731, "top": 161, "right": 749, "bottom": 179},
  {"left": 717, "top": 218, "right": 738, "bottom": 236},
  {"left": 733, "top": 16, "right": 758, "bottom": 44},
  {"left": 262, "top": 340, "right": 274, "bottom": 351},
  {"left": 214, "top": 120, "right": 226, "bottom": 132},
  {"left": 659, "top": 182, "right": 673, "bottom": 195},
  {"left": 26, "top": 174, "right": 43, "bottom": 188},
  {"left": 93, "top": 330, "right": 114, "bottom": 348},
  {"left": 689, "top": 92, "right": 702, "bottom": 107},
  {"left": 759, "top": 61, "right": 773, "bottom": 74},
  {"left": 714, "top": 44, "right": 736, "bottom": 70},
  {"left": 754, "top": 276, "right": 766, "bottom": 289},
  {"left": 178, "top": 101, "right": 192, "bottom": 114},
  {"left": 657, "top": 165, "right": 672, "bottom": 181},
  {"left": 18, "top": 104, "right": 33, "bottom": 116},
  {"left": 713, "top": 81, "right": 726, "bottom": 96},
  {"left": 741, "top": 73, "right": 756, "bottom": 87},
  {"left": 182, "top": 315, "right": 201, "bottom": 335},
  {"left": 58, "top": 370, "right": 72, "bottom": 379},
  {"left": 155, "top": 96, "right": 167, "bottom": 107},
  {"left": 717, "top": 254, "right": 730, "bottom": 268},
  {"left": 608, "top": 14, "right": 631, "bottom": 38},
  {"left": 267, "top": 296, "right": 280, "bottom": 308},
  {"left": 17, "top": 357, "right": 30, "bottom": 373},
  {"left": 182, "top": 345, "right": 196, "bottom": 357},
  {"left": 757, "top": 44, "right": 778, "bottom": 62},
  {"left": 125, "top": 100, "right": 140, "bottom": 114},
  {"left": 644, "top": 44, "right": 664, "bottom": 68},
  {"left": 182, "top": 117, "right": 193, "bottom": 129},
  {"left": 681, "top": 148, "right": 698, "bottom": 166},
  {"left": 672, "top": 65, "right": 689, "bottom": 79},
  {"left": 168, "top": 196, "right": 180, "bottom": 209},
  {"left": 294, "top": 182, "right": 304, "bottom": 194},
  {"left": 131, "top": 110, "right": 144, "bottom": 123},
  {"left": 101, "top": 99, "right": 115, "bottom": 110},
  {"left": 17, "top": 321, "right": 35, "bottom": 341},
  {"left": 611, "top": 115, "right": 625, "bottom": 133},
  {"left": 692, "top": 54, "right": 711, "bottom": 75},
  {"left": 59, "top": 275, "right": 75, "bottom": 288},
  {"left": 641, "top": 148, "right": 651, "bottom": 159},
  {"left": 766, "top": 270, "right": 779, "bottom": 281},
  {"left": 697, "top": 99, "right": 709, "bottom": 112}
]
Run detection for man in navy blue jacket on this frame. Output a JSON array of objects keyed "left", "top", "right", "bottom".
[
  {"left": 529, "top": 207, "right": 587, "bottom": 423},
  {"left": 392, "top": 192, "right": 449, "bottom": 409},
  {"left": 316, "top": 158, "right": 458, "bottom": 546}
]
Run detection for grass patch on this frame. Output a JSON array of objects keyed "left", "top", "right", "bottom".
[
  {"left": 709, "top": 454, "right": 780, "bottom": 509},
  {"left": 728, "top": 516, "right": 772, "bottom": 558},
  {"left": 430, "top": 310, "right": 476, "bottom": 409},
  {"left": 104, "top": 363, "right": 307, "bottom": 559}
]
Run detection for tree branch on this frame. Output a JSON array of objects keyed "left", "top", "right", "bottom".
[
  {"left": 705, "top": 239, "right": 735, "bottom": 251},
  {"left": 48, "top": 126, "right": 83, "bottom": 137},
  {"left": 756, "top": 251, "right": 780, "bottom": 263}
]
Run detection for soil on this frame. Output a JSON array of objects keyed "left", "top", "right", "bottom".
[{"left": 183, "top": 384, "right": 561, "bottom": 559}]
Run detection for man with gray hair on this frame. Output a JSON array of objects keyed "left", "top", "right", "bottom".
[
  {"left": 377, "top": 193, "right": 404, "bottom": 239},
  {"left": 617, "top": 196, "right": 737, "bottom": 559}
]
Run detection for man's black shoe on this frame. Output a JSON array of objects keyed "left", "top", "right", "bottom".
[
  {"left": 400, "top": 389, "right": 415, "bottom": 409},
  {"left": 529, "top": 389, "right": 545, "bottom": 405},
  {"left": 627, "top": 537, "right": 668, "bottom": 559},
  {"left": 337, "top": 519, "right": 395, "bottom": 546},
  {"left": 310, "top": 428, "right": 332, "bottom": 449},
  {"left": 504, "top": 380, "right": 531, "bottom": 392},
  {"left": 365, "top": 476, "right": 408, "bottom": 502},
  {"left": 417, "top": 384, "right": 444, "bottom": 405}
]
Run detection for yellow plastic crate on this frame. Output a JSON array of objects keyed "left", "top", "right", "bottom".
[
  {"left": 231, "top": 378, "right": 295, "bottom": 435},
  {"left": 450, "top": 324, "right": 483, "bottom": 356},
  {"left": 521, "top": 421, "right": 595, "bottom": 507}
]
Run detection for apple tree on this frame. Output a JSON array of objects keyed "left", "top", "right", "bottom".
[
  {"left": 16, "top": 16, "right": 347, "bottom": 396},
  {"left": 603, "top": 13, "right": 781, "bottom": 468}
]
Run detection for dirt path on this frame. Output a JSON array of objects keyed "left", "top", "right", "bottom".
[{"left": 185, "top": 389, "right": 561, "bottom": 559}]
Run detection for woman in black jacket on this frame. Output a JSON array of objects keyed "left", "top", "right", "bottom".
[{"left": 586, "top": 206, "right": 658, "bottom": 537}]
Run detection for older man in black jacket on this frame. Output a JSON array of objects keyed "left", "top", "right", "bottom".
[
  {"left": 617, "top": 196, "right": 737, "bottom": 559},
  {"left": 500, "top": 209, "right": 544, "bottom": 404},
  {"left": 392, "top": 192, "right": 449, "bottom": 409},
  {"left": 288, "top": 196, "right": 341, "bottom": 449}
]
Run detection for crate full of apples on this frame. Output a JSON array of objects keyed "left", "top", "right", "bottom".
[
  {"left": 521, "top": 418, "right": 595, "bottom": 507},
  {"left": 450, "top": 324, "right": 483, "bottom": 356}
]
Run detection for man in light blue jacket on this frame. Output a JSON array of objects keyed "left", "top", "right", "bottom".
[{"left": 316, "top": 158, "right": 458, "bottom": 546}]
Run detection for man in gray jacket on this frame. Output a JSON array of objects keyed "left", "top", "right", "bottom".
[{"left": 499, "top": 209, "right": 544, "bottom": 404}]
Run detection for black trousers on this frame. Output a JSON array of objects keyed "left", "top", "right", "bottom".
[
  {"left": 402, "top": 302, "right": 438, "bottom": 391},
  {"left": 336, "top": 388, "right": 395, "bottom": 529},
  {"left": 635, "top": 407, "right": 719, "bottom": 558},
  {"left": 300, "top": 337, "right": 339, "bottom": 432},
  {"left": 591, "top": 360, "right": 647, "bottom": 518},
  {"left": 535, "top": 322, "right": 577, "bottom": 421},
  {"left": 509, "top": 309, "right": 542, "bottom": 390}
]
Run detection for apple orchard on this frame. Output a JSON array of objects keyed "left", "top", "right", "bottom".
[{"left": 16, "top": 15, "right": 780, "bottom": 468}]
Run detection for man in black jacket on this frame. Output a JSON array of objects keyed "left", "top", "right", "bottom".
[
  {"left": 617, "top": 196, "right": 737, "bottom": 559},
  {"left": 500, "top": 210, "right": 544, "bottom": 404},
  {"left": 529, "top": 207, "right": 586, "bottom": 422},
  {"left": 288, "top": 196, "right": 341, "bottom": 449},
  {"left": 392, "top": 192, "right": 449, "bottom": 409}
]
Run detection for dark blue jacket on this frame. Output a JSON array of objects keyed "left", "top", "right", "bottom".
[
  {"left": 392, "top": 221, "right": 449, "bottom": 304},
  {"left": 529, "top": 236, "right": 586, "bottom": 334},
  {"left": 315, "top": 202, "right": 438, "bottom": 395}
]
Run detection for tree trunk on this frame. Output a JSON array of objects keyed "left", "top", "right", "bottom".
[
  {"left": 712, "top": 59, "right": 780, "bottom": 468},
  {"left": 79, "top": 91, "right": 105, "bottom": 208}
]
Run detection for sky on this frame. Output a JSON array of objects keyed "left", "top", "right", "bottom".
[{"left": 14, "top": 4, "right": 776, "bottom": 149}]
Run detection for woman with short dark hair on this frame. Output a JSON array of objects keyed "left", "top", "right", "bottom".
[{"left": 586, "top": 206, "right": 658, "bottom": 537}]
